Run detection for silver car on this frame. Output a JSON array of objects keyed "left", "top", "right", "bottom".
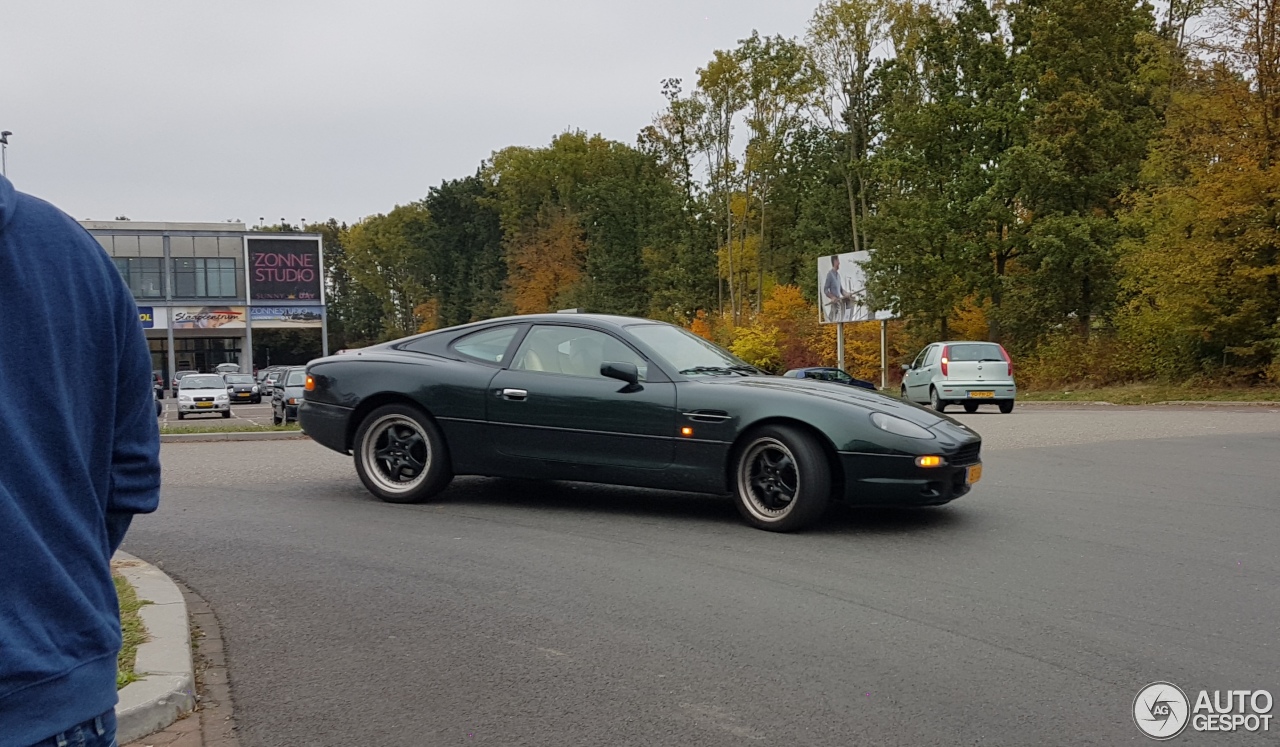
[
  {"left": 901, "top": 341, "right": 1016, "bottom": 413},
  {"left": 176, "top": 374, "right": 232, "bottom": 419}
]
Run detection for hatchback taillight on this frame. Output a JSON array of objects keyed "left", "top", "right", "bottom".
[
  {"left": 999, "top": 345, "right": 1014, "bottom": 377},
  {"left": 940, "top": 345, "right": 949, "bottom": 376}
]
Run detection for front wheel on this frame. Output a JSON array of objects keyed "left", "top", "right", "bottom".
[
  {"left": 963, "top": 402, "right": 978, "bottom": 413},
  {"left": 732, "top": 425, "right": 831, "bottom": 532},
  {"left": 900, "top": 385, "right": 909, "bottom": 402},
  {"left": 353, "top": 403, "right": 453, "bottom": 504},
  {"left": 999, "top": 400, "right": 1015, "bottom": 414},
  {"left": 930, "top": 387, "right": 947, "bottom": 412},
  {"left": 222, "top": 409, "right": 231, "bottom": 419}
]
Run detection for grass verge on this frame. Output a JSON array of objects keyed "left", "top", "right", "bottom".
[
  {"left": 160, "top": 423, "right": 302, "bottom": 435},
  {"left": 1019, "top": 384, "right": 1280, "bottom": 405},
  {"left": 114, "top": 573, "right": 149, "bottom": 689}
]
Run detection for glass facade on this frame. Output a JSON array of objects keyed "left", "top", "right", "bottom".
[
  {"left": 173, "top": 257, "right": 238, "bottom": 298},
  {"left": 113, "top": 257, "right": 165, "bottom": 298}
]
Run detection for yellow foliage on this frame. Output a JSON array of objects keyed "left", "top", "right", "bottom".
[
  {"left": 414, "top": 298, "right": 440, "bottom": 333},
  {"left": 729, "top": 322, "right": 782, "bottom": 369},
  {"left": 505, "top": 212, "right": 586, "bottom": 314}
]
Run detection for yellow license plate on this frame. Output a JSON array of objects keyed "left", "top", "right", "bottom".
[
  {"left": 966, "top": 464, "right": 983, "bottom": 485},
  {"left": 196, "top": 402, "right": 212, "bottom": 408},
  {"left": 237, "top": 393, "right": 250, "bottom": 397},
  {"left": 970, "top": 391, "right": 994, "bottom": 398}
]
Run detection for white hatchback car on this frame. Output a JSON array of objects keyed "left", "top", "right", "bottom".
[
  {"left": 901, "top": 341, "right": 1016, "bottom": 413},
  {"left": 176, "top": 373, "right": 232, "bottom": 419}
]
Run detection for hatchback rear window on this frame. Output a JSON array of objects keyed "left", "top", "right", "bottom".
[{"left": 947, "top": 343, "right": 1006, "bottom": 362}]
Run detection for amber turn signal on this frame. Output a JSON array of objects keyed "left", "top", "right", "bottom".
[
  {"left": 915, "top": 455, "right": 944, "bottom": 468},
  {"left": 304, "top": 374, "right": 315, "bottom": 391},
  {"left": 680, "top": 426, "right": 694, "bottom": 437}
]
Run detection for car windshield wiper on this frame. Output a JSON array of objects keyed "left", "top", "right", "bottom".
[{"left": 726, "top": 364, "right": 765, "bottom": 375}]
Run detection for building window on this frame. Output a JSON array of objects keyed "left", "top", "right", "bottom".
[
  {"left": 173, "top": 257, "right": 238, "bottom": 298},
  {"left": 112, "top": 257, "right": 165, "bottom": 298}
]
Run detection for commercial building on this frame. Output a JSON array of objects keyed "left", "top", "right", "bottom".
[{"left": 81, "top": 221, "right": 327, "bottom": 381}]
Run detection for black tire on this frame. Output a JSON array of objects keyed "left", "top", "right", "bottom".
[
  {"left": 930, "top": 387, "right": 947, "bottom": 413},
  {"left": 222, "top": 409, "right": 231, "bottom": 419},
  {"left": 177, "top": 412, "right": 185, "bottom": 421},
  {"left": 963, "top": 402, "right": 978, "bottom": 413},
  {"left": 731, "top": 425, "right": 831, "bottom": 532},
  {"left": 900, "top": 385, "right": 909, "bottom": 401},
  {"left": 999, "top": 400, "right": 1015, "bottom": 414},
  {"left": 353, "top": 403, "right": 453, "bottom": 504}
]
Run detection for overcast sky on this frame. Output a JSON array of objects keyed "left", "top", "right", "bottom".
[{"left": 2, "top": 1, "right": 814, "bottom": 226}]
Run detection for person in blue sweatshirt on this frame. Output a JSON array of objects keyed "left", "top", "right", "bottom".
[{"left": 0, "top": 173, "right": 161, "bottom": 747}]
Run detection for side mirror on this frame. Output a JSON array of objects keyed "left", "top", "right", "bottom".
[
  {"left": 901, "top": 363, "right": 912, "bottom": 371},
  {"left": 600, "top": 361, "right": 640, "bottom": 387}
]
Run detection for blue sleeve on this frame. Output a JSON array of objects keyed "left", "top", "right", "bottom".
[{"left": 107, "top": 279, "right": 161, "bottom": 552}]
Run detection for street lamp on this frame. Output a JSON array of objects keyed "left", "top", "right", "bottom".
[{"left": 0, "top": 131, "right": 11, "bottom": 177}]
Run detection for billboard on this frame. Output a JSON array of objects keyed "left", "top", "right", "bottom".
[
  {"left": 818, "top": 252, "right": 896, "bottom": 323},
  {"left": 171, "top": 306, "right": 246, "bottom": 330},
  {"left": 249, "top": 305, "right": 324, "bottom": 328},
  {"left": 137, "top": 306, "right": 167, "bottom": 329},
  {"left": 246, "top": 237, "right": 322, "bottom": 301}
]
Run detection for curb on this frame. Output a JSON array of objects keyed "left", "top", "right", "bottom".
[
  {"left": 161, "top": 430, "right": 308, "bottom": 443},
  {"left": 1017, "top": 400, "right": 1280, "bottom": 407},
  {"left": 113, "top": 552, "right": 196, "bottom": 743}
]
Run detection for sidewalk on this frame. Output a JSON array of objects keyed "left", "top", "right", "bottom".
[{"left": 114, "top": 554, "right": 238, "bottom": 747}]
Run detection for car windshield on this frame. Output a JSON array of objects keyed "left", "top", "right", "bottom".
[
  {"left": 285, "top": 370, "right": 307, "bottom": 386},
  {"left": 225, "top": 374, "right": 255, "bottom": 384},
  {"left": 180, "top": 375, "right": 225, "bottom": 390},
  {"left": 626, "top": 324, "right": 759, "bottom": 376},
  {"left": 948, "top": 343, "right": 1006, "bottom": 362}
]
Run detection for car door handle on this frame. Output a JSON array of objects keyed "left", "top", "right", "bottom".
[{"left": 500, "top": 388, "right": 528, "bottom": 401}]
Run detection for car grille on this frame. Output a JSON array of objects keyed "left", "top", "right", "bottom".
[
  {"left": 949, "top": 442, "right": 981, "bottom": 466},
  {"left": 194, "top": 397, "right": 214, "bottom": 402}
]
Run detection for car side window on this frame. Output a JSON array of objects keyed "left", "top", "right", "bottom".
[
  {"left": 448, "top": 326, "right": 520, "bottom": 364},
  {"left": 911, "top": 348, "right": 928, "bottom": 370},
  {"left": 511, "top": 326, "right": 648, "bottom": 380},
  {"left": 924, "top": 346, "right": 940, "bottom": 368}
]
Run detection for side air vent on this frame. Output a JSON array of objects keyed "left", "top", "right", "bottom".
[{"left": 682, "top": 410, "right": 732, "bottom": 423}]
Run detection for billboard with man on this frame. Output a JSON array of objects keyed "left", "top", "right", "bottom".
[{"left": 818, "top": 251, "right": 874, "bottom": 323}]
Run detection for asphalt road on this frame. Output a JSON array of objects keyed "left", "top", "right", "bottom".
[{"left": 123, "top": 407, "right": 1280, "bottom": 746}]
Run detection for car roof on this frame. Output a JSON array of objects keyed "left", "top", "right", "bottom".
[{"left": 930, "top": 340, "right": 1005, "bottom": 346}]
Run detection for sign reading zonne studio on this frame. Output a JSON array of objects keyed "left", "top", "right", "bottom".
[{"left": 245, "top": 237, "right": 322, "bottom": 301}]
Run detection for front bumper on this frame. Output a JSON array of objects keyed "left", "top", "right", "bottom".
[
  {"left": 177, "top": 402, "right": 230, "bottom": 413},
  {"left": 838, "top": 452, "right": 981, "bottom": 507}
]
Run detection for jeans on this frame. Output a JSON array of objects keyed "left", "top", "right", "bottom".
[{"left": 28, "top": 710, "right": 117, "bottom": 747}]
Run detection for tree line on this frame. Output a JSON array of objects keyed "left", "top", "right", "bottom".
[{"left": 308, "top": 0, "right": 1280, "bottom": 388}]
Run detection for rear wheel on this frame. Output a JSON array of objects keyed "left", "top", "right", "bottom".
[
  {"left": 930, "top": 387, "right": 947, "bottom": 413},
  {"left": 999, "top": 400, "right": 1015, "bottom": 414},
  {"left": 353, "top": 403, "right": 453, "bottom": 504},
  {"left": 963, "top": 402, "right": 978, "bottom": 413},
  {"left": 732, "top": 425, "right": 831, "bottom": 532}
]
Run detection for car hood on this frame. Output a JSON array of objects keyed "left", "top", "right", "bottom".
[
  {"left": 178, "top": 387, "right": 227, "bottom": 397},
  {"left": 694, "top": 376, "right": 955, "bottom": 428}
]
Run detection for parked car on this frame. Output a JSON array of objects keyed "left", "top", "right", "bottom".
[
  {"left": 298, "top": 313, "right": 983, "bottom": 532},
  {"left": 271, "top": 366, "right": 308, "bottom": 425},
  {"left": 261, "top": 368, "right": 285, "bottom": 391},
  {"left": 223, "top": 373, "right": 262, "bottom": 404},
  {"left": 900, "top": 341, "right": 1016, "bottom": 413},
  {"left": 153, "top": 370, "right": 166, "bottom": 399},
  {"left": 214, "top": 362, "right": 241, "bottom": 374},
  {"left": 170, "top": 369, "right": 199, "bottom": 394},
  {"left": 175, "top": 374, "right": 231, "bottom": 419},
  {"left": 781, "top": 367, "right": 876, "bottom": 390},
  {"left": 154, "top": 376, "right": 163, "bottom": 417}
]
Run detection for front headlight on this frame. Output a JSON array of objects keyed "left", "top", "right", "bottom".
[
  {"left": 179, "top": 395, "right": 192, "bottom": 402},
  {"left": 870, "top": 412, "right": 935, "bottom": 439},
  {"left": 252, "top": 386, "right": 259, "bottom": 393}
]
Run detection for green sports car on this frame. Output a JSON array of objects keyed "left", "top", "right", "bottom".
[{"left": 299, "top": 313, "right": 983, "bottom": 532}]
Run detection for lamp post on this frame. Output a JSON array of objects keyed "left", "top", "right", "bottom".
[{"left": 0, "top": 131, "right": 11, "bottom": 177}]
